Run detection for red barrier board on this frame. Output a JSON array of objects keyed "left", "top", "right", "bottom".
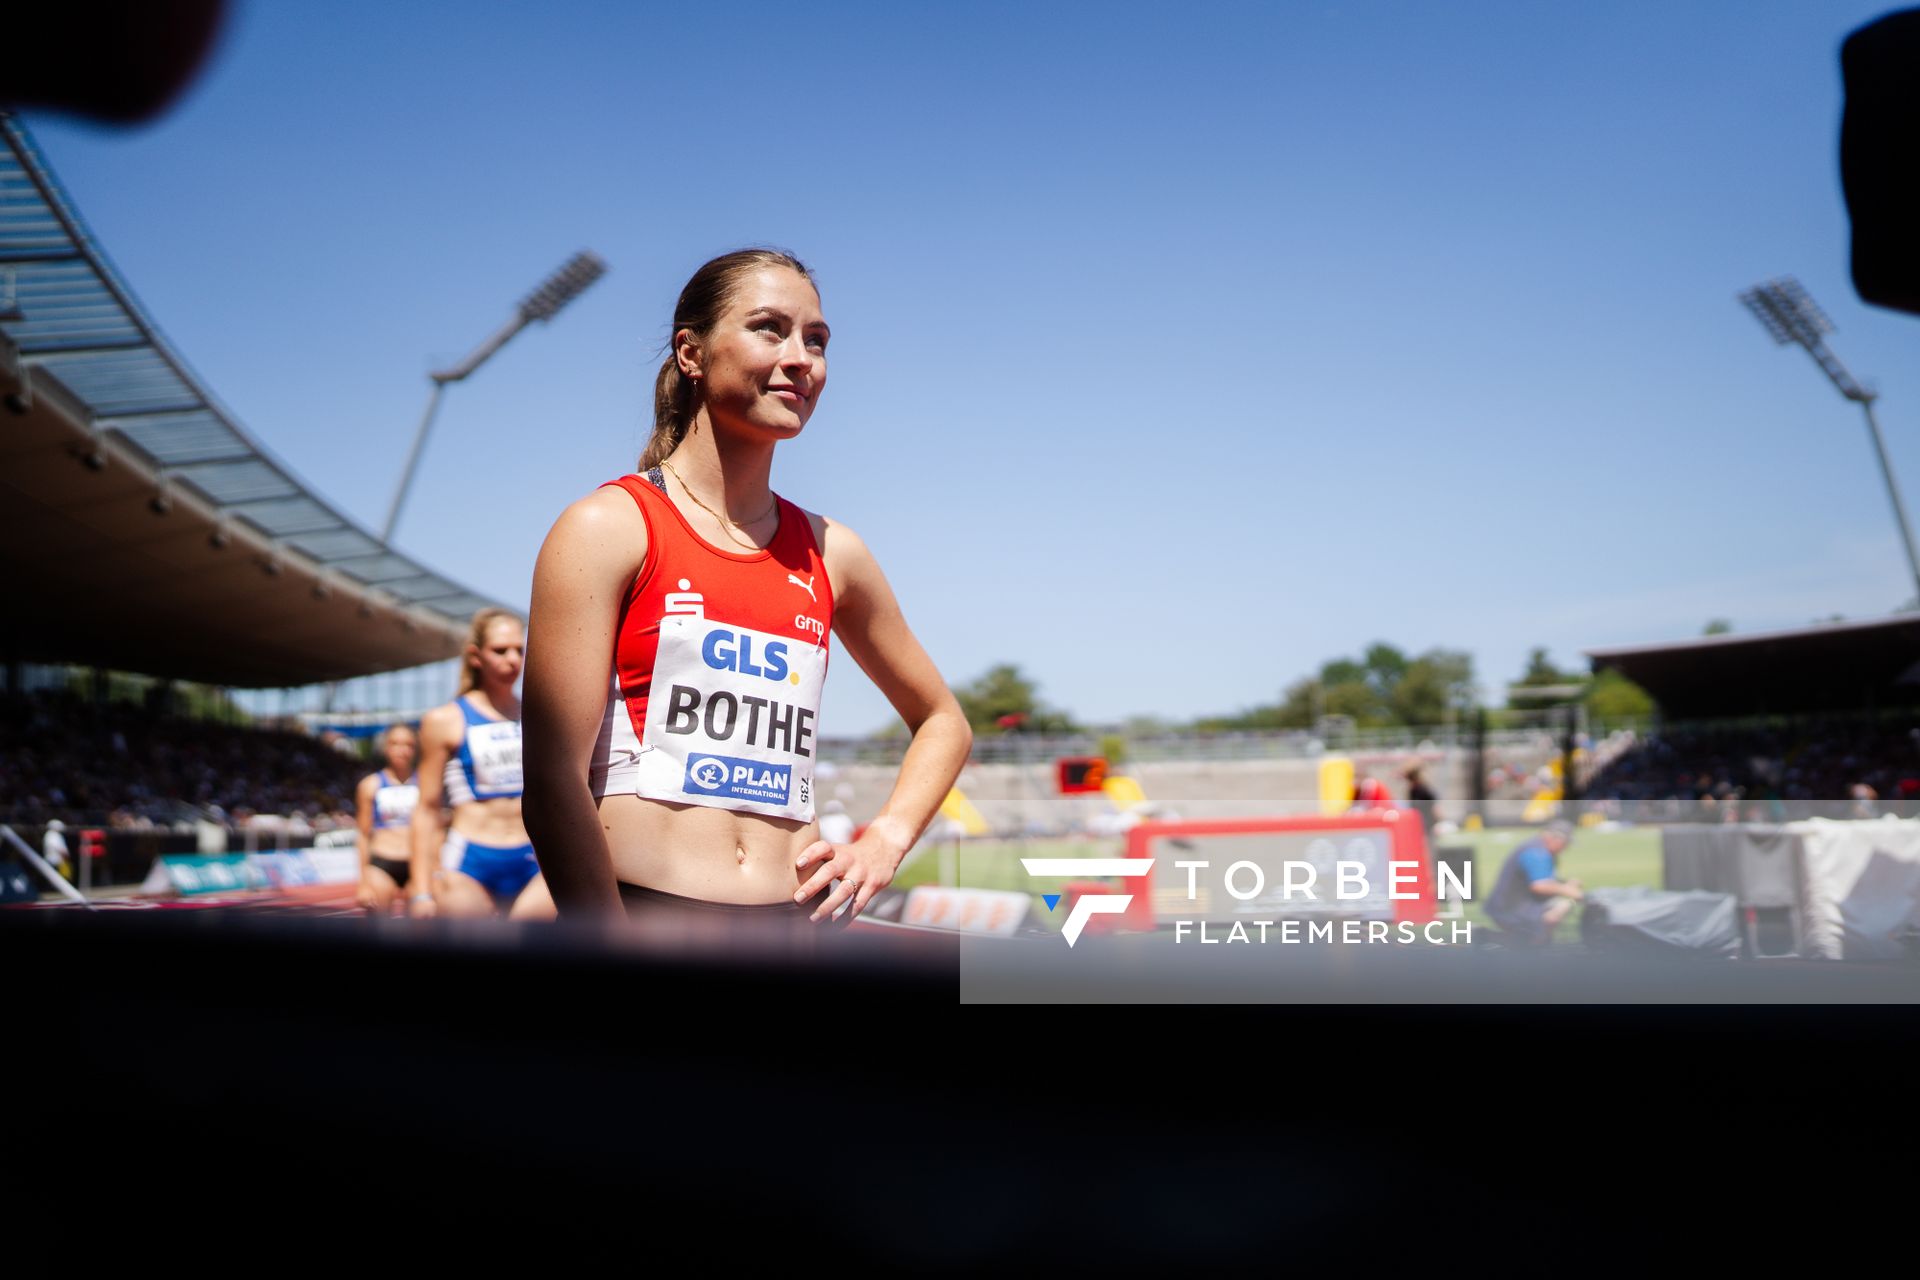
[{"left": 1122, "top": 810, "right": 1436, "bottom": 931}]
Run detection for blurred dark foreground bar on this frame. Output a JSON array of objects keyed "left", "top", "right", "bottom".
[{"left": 9, "top": 909, "right": 1918, "bottom": 1266}]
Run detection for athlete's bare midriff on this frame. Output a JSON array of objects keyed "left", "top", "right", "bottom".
[
  {"left": 598, "top": 792, "right": 823, "bottom": 903},
  {"left": 368, "top": 827, "right": 411, "bottom": 861},
  {"left": 450, "top": 795, "right": 529, "bottom": 847}
]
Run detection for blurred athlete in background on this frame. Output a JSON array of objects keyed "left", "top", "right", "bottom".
[
  {"left": 354, "top": 723, "right": 419, "bottom": 913},
  {"left": 412, "top": 609, "right": 554, "bottom": 920}
]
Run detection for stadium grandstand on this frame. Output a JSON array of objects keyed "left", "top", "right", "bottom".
[
  {"left": 0, "top": 112, "right": 503, "bottom": 869},
  {"left": 1582, "top": 614, "right": 1920, "bottom": 818},
  {"left": 0, "top": 112, "right": 502, "bottom": 682}
]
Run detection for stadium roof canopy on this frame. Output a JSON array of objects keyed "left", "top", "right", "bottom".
[
  {"left": 1585, "top": 613, "right": 1920, "bottom": 719},
  {"left": 0, "top": 113, "right": 503, "bottom": 687}
]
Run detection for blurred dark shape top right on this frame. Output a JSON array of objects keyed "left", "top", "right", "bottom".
[{"left": 1842, "top": 7, "right": 1920, "bottom": 317}]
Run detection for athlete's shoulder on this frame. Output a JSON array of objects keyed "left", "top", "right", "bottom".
[
  {"left": 537, "top": 482, "right": 650, "bottom": 575},
  {"left": 420, "top": 699, "right": 466, "bottom": 742},
  {"left": 558, "top": 481, "right": 652, "bottom": 534},
  {"left": 808, "top": 512, "right": 890, "bottom": 609},
  {"left": 810, "top": 509, "right": 871, "bottom": 557}
]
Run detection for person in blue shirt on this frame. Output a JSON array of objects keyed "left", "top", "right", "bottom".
[{"left": 1483, "top": 819, "right": 1582, "bottom": 945}]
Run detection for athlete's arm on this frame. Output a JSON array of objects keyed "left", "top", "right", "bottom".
[
  {"left": 522, "top": 487, "right": 650, "bottom": 919},
  {"left": 794, "top": 517, "right": 972, "bottom": 921},
  {"left": 354, "top": 773, "right": 379, "bottom": 908},
  {"left": 410, "top": 705, "right": 457, "bottom": 918},
  {"left": 355, "top": 774, "right": 377, "bottom": 870}
]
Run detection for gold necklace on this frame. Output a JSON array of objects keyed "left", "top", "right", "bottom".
[{"left": 662, "top": 461, "right": 777, "bottom": 549}]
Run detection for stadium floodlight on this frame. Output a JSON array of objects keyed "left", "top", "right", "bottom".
[
  {"left": 518, "top": 251, "right": 607, "bottom": 324},
  {"left": 382, "top": 250, "right": 608, "bottom": 544},
  {"left": 1738, "top": 275, "right": 1920, "bottom": 606}
]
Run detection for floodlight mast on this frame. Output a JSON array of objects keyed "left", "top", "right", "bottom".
[
  {"left": 1738, "top": 276, "right": 1920, "bottom": 607},
  {"left": 382, "top": 251, "right": 608, "bottom": 545}
]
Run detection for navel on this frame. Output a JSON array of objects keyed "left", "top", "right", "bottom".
[{"left": 735, "top": 845, "right": 748, "bottom": 867}]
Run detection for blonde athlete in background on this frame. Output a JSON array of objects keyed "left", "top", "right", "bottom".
[
  {"left": 522, "top": 249, "right": 971, "bottom": 931},
  {"left": 411, "top": 609, "right": 555, "bottom": 920},
  {"left": 354, "top": 723, "right": 419, "bottom": 913}
]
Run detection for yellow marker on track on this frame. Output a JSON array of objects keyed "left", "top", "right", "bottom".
[
  {"left": 939, "top": 787, "right": 990, "bottom": 836},
  {"left": 1102, "top": 775, "right": 1148, "bottom": 811},
  {"left": 1318, "top": 757, "right": 1354, "bottom": 817}
]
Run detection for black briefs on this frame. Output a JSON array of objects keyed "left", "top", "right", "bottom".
[{"left": 369, "top": 854, "right": 411, "bottom": 890}]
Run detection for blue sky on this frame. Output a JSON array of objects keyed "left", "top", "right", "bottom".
[{"left": 22, "top": 0, "right": 1920, "bottom": 732}]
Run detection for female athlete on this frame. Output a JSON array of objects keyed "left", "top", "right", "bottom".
[
  {"left": 353, "top": 722, "right": 419, "bottom": 913},
  {"left": 521, "top": 249, "right": 971, "bottom": 932},
  {"left": 411, "top": 608, "right": 555, "bottom": 920}
]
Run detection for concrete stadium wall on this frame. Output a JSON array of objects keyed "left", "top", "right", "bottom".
[{"left": 818, "top": 742, "right": 1560, "bottom": 834}]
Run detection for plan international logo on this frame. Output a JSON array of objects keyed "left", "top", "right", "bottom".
[
  {"left": 1019, "top": 857, "right": 1155, "bottom": 947},
  {"left": 683, "top": 752, "right": 791, "bottom": 804}
]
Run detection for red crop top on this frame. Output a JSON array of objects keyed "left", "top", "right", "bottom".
[{"left": 588, "top": 474, "right": 834, "bottom": 822}]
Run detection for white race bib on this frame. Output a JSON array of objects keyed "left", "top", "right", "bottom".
[
  {"left": 465, "top": 720, "right": 523, "bottom": 797},
  {"left": 373, "top": 783, "right": 418, "bottom": 826},
  {"left": 633, "top": 615, "right": 827, "bottom": 820}
]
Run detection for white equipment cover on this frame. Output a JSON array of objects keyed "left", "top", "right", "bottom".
[
  {"left": 1664, "top": 819, "right": 1920, "bottom": 960},
  {"left": 1794, "top": 819, "right": 1920, "bottom": 961}
]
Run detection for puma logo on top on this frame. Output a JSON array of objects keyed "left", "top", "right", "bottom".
[{"left": 787, "top": 573, "right": 816, "bottom": 602}]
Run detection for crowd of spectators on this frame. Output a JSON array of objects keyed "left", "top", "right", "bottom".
[
  {"left": 0, "top": 689, "right": 362, "bottom": 831},
  {"left": 1583, "top": 718, "right": 1920, "bottom": 818},
  {"left": 10, "top": 685, "right": 1920, "bottom": 837}
]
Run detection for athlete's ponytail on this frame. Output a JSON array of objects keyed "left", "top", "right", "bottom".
[{"left": 638, "top": 248, "right": 815, "bottom": 471}]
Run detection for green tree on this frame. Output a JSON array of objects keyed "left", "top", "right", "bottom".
[
  {"left": 1390, "top": 648, "right": 1475, "bottom": 726},
  {"left": 951, "top": 663, "right": 1077, "bottom": 734},
  {"left": 1360, "top": 643, "right": 1410, "bottom": 700},
  {"left": 1702, "top": 619, "right": 1733, "bottom": 635},
  {"left": 1273, "top": 676, "right": 1323, "bottom": 729},
  {"left": 1506, "top": 648, "right": 1586, "bottom": 711},
  {"left": 1321, "top": 676, "right": 1387, "bottom": 725},
  {"left": 1194, "top": 695, "right": 1297, "bottom": 732},
  {"left": 1584, "top": 667, "right": 1656, "bottom": 721},
  {"left": 1195, "top": 643, "right": 1474, "bottom": 731},
  {"left": 1513, "top": 647, "right": 1577, "bottom": 688}
]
